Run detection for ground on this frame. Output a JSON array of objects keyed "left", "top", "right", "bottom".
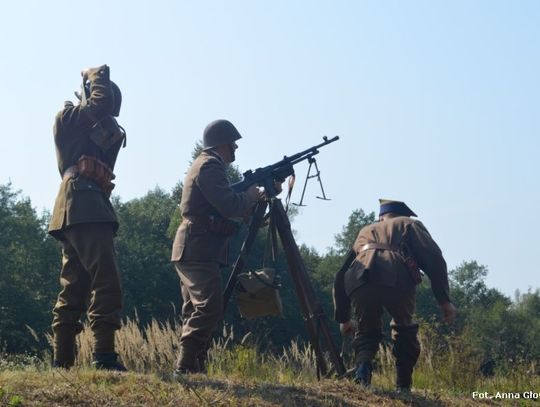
[{"left": 0, "top": 369, "right": 497, "bottom": 407}]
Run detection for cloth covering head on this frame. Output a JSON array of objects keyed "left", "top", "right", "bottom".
[{"left": 379, "top": 199, "right": 417, "bottom": 217}]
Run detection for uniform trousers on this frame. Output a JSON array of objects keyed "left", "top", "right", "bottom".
[
  {"left": 350, "top": 284, "right": 420, "bottom": 387},
  {"left": 52, "top": 222, "right": 122, "bottom": 363},
  {"left": 175, "top": 261, "right": 223, "bottom": 369}
]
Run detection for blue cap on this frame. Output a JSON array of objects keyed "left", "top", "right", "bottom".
[{"left": 379, "top": 199, "right": 417, "bottom": 217}]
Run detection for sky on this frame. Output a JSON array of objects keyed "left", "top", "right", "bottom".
[{"left": 0, "top": 1, "right": 538, "bottom": 297}]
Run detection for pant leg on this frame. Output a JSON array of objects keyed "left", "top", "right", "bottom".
[
  {"left": 350, "top": 284, "right": 384, "bottom": 364},
  {"left": 63, "top": 223, "right": 123, "bottom": 353},
  {"left": 384, "top": 287, "right": 420, "bottom": 388},
  {"left": 181, "top": 279, "right": 195, "bottom": 325},
  {"left": 174, "top": 261, "right": 222, "bottom": 369},
  {"left": 51, "top": 237, "right": 92, "bottom": 365}
]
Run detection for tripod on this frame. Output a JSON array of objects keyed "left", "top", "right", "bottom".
[{"left": 223, "top": 197, "right": 346, "bottom": 377}]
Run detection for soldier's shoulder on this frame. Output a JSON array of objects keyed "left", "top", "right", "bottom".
[{"left": 199, "top": 152, "right": 224, "bottom": 167}]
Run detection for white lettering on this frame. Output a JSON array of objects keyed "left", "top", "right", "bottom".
[{"left": 495, "top": 392, "right": 520, "bottom": 399}]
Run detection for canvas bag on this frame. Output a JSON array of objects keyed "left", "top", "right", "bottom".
[{"left": 236, "top": 267, "right": 283, "bottom": 319}]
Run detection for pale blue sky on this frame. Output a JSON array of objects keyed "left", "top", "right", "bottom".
[{"left": 0, "top": 1, "right": 538, "bottom": 296}]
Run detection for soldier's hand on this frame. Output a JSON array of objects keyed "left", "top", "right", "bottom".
[
  {"left": 81, "top": 65, "right": 108, "bottom": 81},
  {"left": 246, "top": 185, "right": 263, "bottom": 203},
  {"left": 273, "top": 180, "right": 283, "bottom": 195},
  {"left": 440, "top": 302, "right": 457, "bottom": 324},
  {"left": 340, "top": 320, "right": 355, "bottom": 336}
]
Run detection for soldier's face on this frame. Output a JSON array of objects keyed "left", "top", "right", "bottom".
[{"left": 225, "top": 142, "right": 238, "bottom": 163}]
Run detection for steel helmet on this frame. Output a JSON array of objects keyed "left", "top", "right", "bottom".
[{"left": 203, "top": 119, "right": 242, "bottom": 150}]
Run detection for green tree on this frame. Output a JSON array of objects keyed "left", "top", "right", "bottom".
[
  {"left": 0, "top": 183, "right": 59, "bottom": 352},
  {"left": 114, "top": 187, "right": 180, "bottom": 324}
]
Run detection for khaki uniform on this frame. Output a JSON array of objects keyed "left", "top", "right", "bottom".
[
  {"left": 49, "top": 65, "right": 125, "bottom": 365},
  {"left": 334, "top": 216, "right": 449, "bottom": 387},
  {"left": 171, "top": 150, "right": 255, "bottom": 370}
]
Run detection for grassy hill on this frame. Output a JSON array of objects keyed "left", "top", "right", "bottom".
[
  {"left": 2, "top": 320, "right": 538, "bottom": 406},
  {"left": 0, "top": 368, "right": 496, "bottom": 407}
]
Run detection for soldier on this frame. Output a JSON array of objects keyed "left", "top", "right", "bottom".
[
  {"left": 49, "top": 65, "right": 127, "bottom": 370},
  {"left": 171, "top": 119, "right": 261, "bottom": 374},
  {"left": 333, "top": 199, "right": 456, "bottom": 392}
]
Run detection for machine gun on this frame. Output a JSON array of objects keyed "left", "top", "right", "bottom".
[
  {"left": 223, "top": 135, "right": 346, "bottom": 378},
  {"left": 231, "top": 136, "right": 339, "bottom": 200}
]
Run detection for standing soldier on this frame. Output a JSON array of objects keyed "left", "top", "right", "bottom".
[
  {"left": 171, "top": 119, "right": 261, "bottom": 374},
  {"left": 49, "top": 65, "right": 127, "bottom": 370},
  {"left": 333, "top": 199, "right": 456, "bottom": 392}
]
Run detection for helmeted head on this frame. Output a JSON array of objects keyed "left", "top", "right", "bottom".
[
  {"left": 110, "top": 81, "right": 122, "bottom": 117},
  {"left": 203, "top": 119, "right": 242, "bottom": 150},
  {"left": 379, "top": 199, "right": 417, "bottom": 218}
]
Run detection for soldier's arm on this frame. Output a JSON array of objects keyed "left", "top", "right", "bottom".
[
  {"left": 59, "top": 65, "right": 115, "bottom": 129},
  {"left": 406, "top": 221, "right": 450, "bottom": 304},
  {"left": 333, "top": 260, "right": 351, "bottom": 323},
  {"left": 197, "top": 159, "right": 256, "bottom": 218}
]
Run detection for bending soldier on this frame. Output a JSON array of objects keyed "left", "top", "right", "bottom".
[
  {"left": 333, "top": 199, "right": 456, "bottom": 391},
  {"left": 49, "top": 65, "right": 127, "bottom": 370},
  {"left": 171, "top": 119, "right": 261, "bottom": 374}
]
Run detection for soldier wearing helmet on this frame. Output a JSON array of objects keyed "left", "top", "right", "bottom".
[
  {"left": 48, "top": 65, "right": 127, "bottom": 371},
  {"left": 171, "top": 119, "right": 261, "bottom": 374},
  {"left": 333, "top": 199, "right": 456, "bottom": 392}
]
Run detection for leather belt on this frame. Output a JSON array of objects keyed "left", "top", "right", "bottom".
[
  {"left": 359, "top": 243, "right": 399, "bottom": 253},
  {"left": 62, "top": 165, "right": 79, "bottom": 181},
  {"left": 184, "top": 215, "right": 211, "bottom": 224}
]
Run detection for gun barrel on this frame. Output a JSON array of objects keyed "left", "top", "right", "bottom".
[{"left": 231, "top": 135, "right": 339, "bottom": 193}]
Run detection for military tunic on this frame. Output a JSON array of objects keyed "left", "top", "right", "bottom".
[
  {"left": 49, "top": 65, "right": 125, "bottom": 366},
  {"left": 49, "top": 65, "right": 122, "bottom": 237},
  {"left": 333, "top": 216, "right": 450, "bottom": 387},
  {"left": 171, "top": 150, "right": 256, "bottom": 371}
]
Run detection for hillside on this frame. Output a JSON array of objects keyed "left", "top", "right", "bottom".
[{"left": 0, "top": 369, "right": 500, "bottom": 407}]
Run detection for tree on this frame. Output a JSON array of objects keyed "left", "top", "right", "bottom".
[
  {"left": 0, "top": 183, "right": 59, "bottom": 352},
  {"left": 333, "top": 209, "right": 376, "bottom": 255},
  {"left": 114, "top": 187, "right": 180, "bottom": 325}
]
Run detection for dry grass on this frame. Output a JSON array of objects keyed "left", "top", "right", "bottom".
[
  {"left": 2, "top": 318, "right": 538, "bottom": 406},
  {"left": 0, "top": 368, "right": 495, "bottom": 407}
]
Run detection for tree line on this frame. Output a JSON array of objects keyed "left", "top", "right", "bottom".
[{"left": 1, "top": 168, "right": 539, "bottom": 374}]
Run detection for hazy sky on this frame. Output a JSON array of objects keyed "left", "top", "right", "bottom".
[{"left": 0, "top": 1, "right": 538, "bottom": 297}]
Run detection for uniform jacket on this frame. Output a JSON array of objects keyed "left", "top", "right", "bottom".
[
  {"left": 171, "top": 151, "right": 255, "bottom": 265},
  {"left": 48, "top": 65, "right": 123, "bottom": 239},
  {"left": 333, "top": 216, "right": 450, "bottom": 322}
]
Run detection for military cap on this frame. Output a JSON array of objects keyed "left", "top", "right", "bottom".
[
  {"left": 203, "top": 119, "right": 242, "bottom": 150},
  {"left": 379, "top": 199, "right": 417, "bottom": 217}
]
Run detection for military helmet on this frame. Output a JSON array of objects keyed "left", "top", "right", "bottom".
[
  {"left": 110, "top": 81, "right": 122, "bottom": 117},
  {"left": 379, "top": 199, "right": 417, "bottom": 217},
  {"left": 203, "top": 119, "right": 242, "bottom": 150}
]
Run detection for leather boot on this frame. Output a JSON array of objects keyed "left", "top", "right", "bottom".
[
  {"left": 396, "top": 364, "right": 413, "bottom": 391},
  {"left": 173, "top": 343, "right": 200, "bottom": 375},
  {"left": 92, "top": 352, "right": 127, "bottom": 371},
  {"left": 52, "top": 326, "right": 77, "bottom": 369},
  {"left": 354, "top": 361, "right": 373, "bottom": 386}
]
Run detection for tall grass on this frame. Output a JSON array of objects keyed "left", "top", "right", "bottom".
[{"left": 36, "top": 317, "right": 539, "bottom": 394}]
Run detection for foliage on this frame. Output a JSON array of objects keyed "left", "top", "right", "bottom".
[
  {"left": 333, "top": 209, "right": 376, "bottom": 255},
  {"left": 114, "top": 187, "right": 180, "bottom": 325},
  {"left": 1, "top": 171, "right": 540, "bottom": 381},
  {"left": 0, "top": 183, "right": 58, "bottom": 352}
]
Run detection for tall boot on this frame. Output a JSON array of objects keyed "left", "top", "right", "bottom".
[
  {"left": 52, "top": 326, "right": 77, "bottom": 368},
  {"left": 354, "top": 361, "right": 373, "bottom": 386},
  {"left": 174, "top": 346, "right": 199, "bottom": 374},
  {"left": 396, "top": 364, "right": 413, "bottom": 391},
  {"left": 91, "top": 325, "right": 127, "bottom": 371},
  {"left": 391, "top": 323, "right": 420, "bottom": 391},
  {"left": 92, "top": 352, "right": 127, "bottom": 371}
]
